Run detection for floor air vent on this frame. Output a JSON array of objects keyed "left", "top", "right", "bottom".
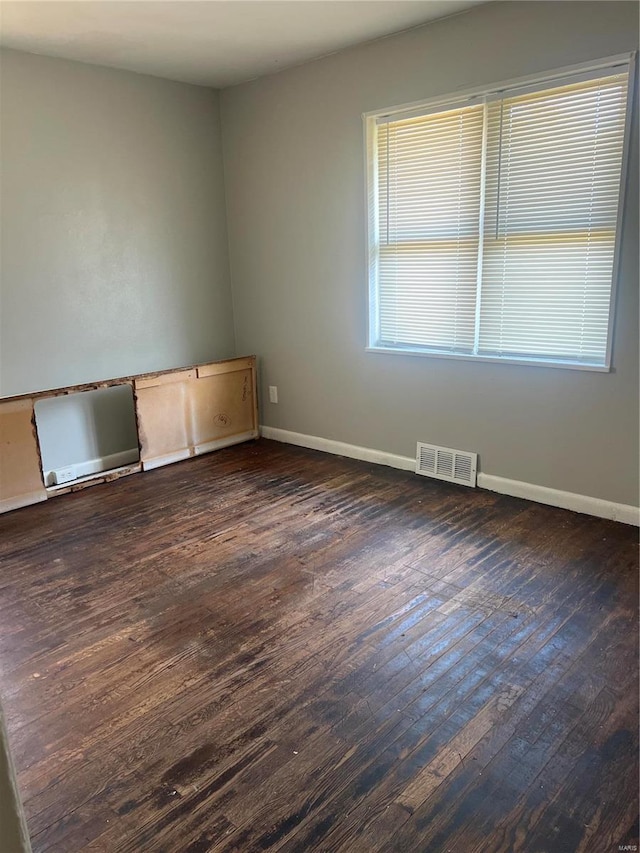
[{"left": 416, "top": 442, "right": 477, "bottom": 487}]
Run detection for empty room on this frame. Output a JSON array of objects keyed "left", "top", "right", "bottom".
[{"left": 0, "top": 1, "right": 638, "bottom": 851}]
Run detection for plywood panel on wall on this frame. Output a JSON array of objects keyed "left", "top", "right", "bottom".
[
  {"left": 191, "top": 366, "right": 256, "bottom": 453},
  {"left": 0, "top": 356, "right": 259, "bottom": 512},
  {"left": 134, "top": 376, "right": 192, "bottom": 470},
  {"left": 191, "top": 369, "right": 253, "bottom": 447},
  {"left": 0, "top": 399, "right": 47, "bottom": 513},
  {"left": 136, "top": 357, "right": 259, "bottom": 469}
]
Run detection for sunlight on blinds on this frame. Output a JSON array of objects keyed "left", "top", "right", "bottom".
[
  {"left": 479, "top": 73, "right": 629, "bottom": 363},
  {"left": 370, "top": 62, "right": 631, "bottom": 368},
  {"left": 376, "top": 105, "right": 484, "bottom": 352}
]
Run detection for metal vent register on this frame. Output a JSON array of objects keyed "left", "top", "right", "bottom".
[{"left": 416, "top": 442, "right": 477, "bottom": 487}]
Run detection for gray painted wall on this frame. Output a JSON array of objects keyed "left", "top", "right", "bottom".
[
  {"left": 221, "top": 0, "right": 639, "bottom": 507},
  {"left": 34, "top": 386, "right": 139, "bottom": 475},
  {"left": 0, "top": 49, "right": 235, "bottom": 468}
]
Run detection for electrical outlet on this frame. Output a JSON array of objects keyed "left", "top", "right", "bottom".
[
  {"left": 268, "top": 385, "right": 278, "bottom": 404},
  {"left": 52, "top": 466, "right": 76, "bottom": 485}
]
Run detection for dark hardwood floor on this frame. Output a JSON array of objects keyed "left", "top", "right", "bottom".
[{"left": 0, "top": 438, "right": 637, "bottom": 852}]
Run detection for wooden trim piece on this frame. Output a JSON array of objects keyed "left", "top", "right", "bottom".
[
  {"left": 46, "top": 463, "right": 142, "bottom": 496},
  {"left": 141, "top": 449, "right": 192, "bottom": 471},
  {"left": 194, "top": 430, "right": 259, "bottom": 456},
  {"left": 1, "top": 356, "right": 256, "bottom": 405},
  {"left": 1, "top": 379, "right": 135, "bottom": 406},
  {"left": 196, "top": 357, "right": 255, "bottom": 378},
  {"left": 134, "top": 369, "right": 197, "bottom": 390}
]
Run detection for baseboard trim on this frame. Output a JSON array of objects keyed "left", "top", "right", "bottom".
[
  {"left": 0, "top": 491, "right": 48, "bottom": 514},
  {"left": 141, "top": 448, "right": 190, "bottom": 472},
  {"left": 194, "top": 430, "right": 260, "bottom": 457},
  {"left": 75, "top": 448, "right": 140, "bottom": 479},
  {"left": 476, "top": 473, "right": 640, "bottom": 526},
  {"left": 260, "top": 426, "right": 415, "bottom": 472},
  {"left": 260, "top": 426, "right": 639, "bottom": 526},
  {"left": 45, "top": 448, "right": 140, "bottom": 485}
]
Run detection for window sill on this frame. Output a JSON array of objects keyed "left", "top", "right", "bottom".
[{"left": 365, "top": 346, "right": 611, "bottom": 372}]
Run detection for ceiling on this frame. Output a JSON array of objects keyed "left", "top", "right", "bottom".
[{"left": 0, "top": 0, "right": 486, "bottom": 88}]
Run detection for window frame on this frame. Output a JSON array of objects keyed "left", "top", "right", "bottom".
[{"left": 363, "top": 53, "right": 636, "bottom": 372}]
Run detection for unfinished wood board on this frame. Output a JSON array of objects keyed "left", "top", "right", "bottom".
[
  {"left": 0, "top": 399, "right": 47, "bottom": 513},
  {"left": 196, "top": 356, "right": 255, "bottom": 378},
  {"left": 134, "top": 377, "right": 192, "bottom": 471},
  {"left": 135, "top": 358, "right": 258, "bottom": 471},
  {"left": 134, "top": 369, "right": 196, "bottom": 390},
  {"left": 190, "top": 368, "right": 256, "bottom": 450},
  {"left": 46, "top": 463, "right": 143, "bottom": 496}
]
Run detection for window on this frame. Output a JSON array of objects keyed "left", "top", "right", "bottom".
[{"left": 365, "top": 56, "right": 634, "bottom": 369}]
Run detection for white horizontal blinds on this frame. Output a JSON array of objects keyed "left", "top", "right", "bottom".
[
  {"left": 376, "top": 104, "right": 484, "bottom": 352},
  {"left": 479, "top": 71, "right": 629, "bottom": 363}
]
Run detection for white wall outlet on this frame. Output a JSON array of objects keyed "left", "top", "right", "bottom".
[
  {"left": 51, "top": 466, "right": 76, "bottom": 485},
  {"left": 268, "top": 385, "right": 278, "bottom": 404}
]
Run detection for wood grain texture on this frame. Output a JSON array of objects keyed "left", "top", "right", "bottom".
[
  {"left": 0, "top": 398, "right": 47, "bottom": 513},
  {"left": 0, "top": 439, "right": 637, "bottom": 852},
  {"left": 134, "top": 360, "right": 257, "bottom": 470}
]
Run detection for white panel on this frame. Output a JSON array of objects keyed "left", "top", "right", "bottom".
[{"left": 416, "top": 442, "right": 477, "bottom": 487}]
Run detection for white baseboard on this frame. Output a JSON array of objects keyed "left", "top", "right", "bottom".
[
  {"left": 45, "top": 448, "right": 140, "bottom": 486},
  {"left": 260, "top": 426, "right": 415, "bottom": 472},
  {"left": 141, "top": 431, "right": 260, "bottom": 471},
  {"left": 194, "top": 430, "right": 260, "bottom": 457},
  {"left": 260, "top": 425, "right": 639, "bottom": 526},
  {"left": 0, "top": 491, "right": 48, "bottom": 514},
  {"left": 476, "top": 473, "right": 639, "bottom": 526},
  {"left": 141, "top": 448, "right": 191, "bottom": 472}
]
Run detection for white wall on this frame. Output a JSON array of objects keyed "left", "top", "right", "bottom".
[
  {"left": 221, "top": 1, "right": 639, "bottom": 507},
  {"left": 0, "top": 49, "right": 236, "bottom": 469}
]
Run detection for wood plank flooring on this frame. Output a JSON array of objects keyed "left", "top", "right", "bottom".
[{"left": 0, "top": 438, "right": 637, "bottom": 852}]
